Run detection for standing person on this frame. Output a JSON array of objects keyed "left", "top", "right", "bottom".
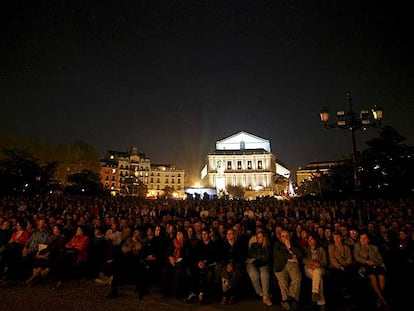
[
  {"left": 246, "top": 230, "right": 272, "bottom": 306},
  {"left": 273, "top": 229, "right": 303, "bottom": 311},
  {"left": 302, "top": 233, "right": 327, "bottom": 310},
  {"left": 353, "top": 231, "right": 387, "bottom": 308}
]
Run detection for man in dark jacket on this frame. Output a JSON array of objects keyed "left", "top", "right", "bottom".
[{"left": 273, "top": 229, "right": 303, "bottom": 311}]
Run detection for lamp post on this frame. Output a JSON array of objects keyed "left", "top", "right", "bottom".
[{"left": 319, "top": 92, "right": 383, "bottom": 190}]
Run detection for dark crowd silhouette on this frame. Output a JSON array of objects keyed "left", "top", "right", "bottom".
[{"left": 0, "top": 194, "right": 413, "bottom": 311}]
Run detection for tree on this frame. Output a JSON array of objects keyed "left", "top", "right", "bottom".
[
  {"left": 226, "top": 185, "right": 245, "bottom": 199},
  {"left": 0, "top": 148, "right": 57, "bottom": 195},
  {"left": 66, "top": 169, "right": 106, "bottom": 195},
  {"left": 360, "top": 126, "right": 414, "bottom": 196},
  {"left": 122, "top": 177, "right": 147, "bottom": 198},
  {"left": 163, "top": 186, "right": 174, "bottom": 199}
]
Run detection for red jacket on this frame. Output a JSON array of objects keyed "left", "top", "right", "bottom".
[{"left": 66, "top": 235, "right": 89, "bottom": 262}]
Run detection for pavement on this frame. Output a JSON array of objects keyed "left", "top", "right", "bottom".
[{"left": 0, "top": 278, "right": 292, "bottom": 311}]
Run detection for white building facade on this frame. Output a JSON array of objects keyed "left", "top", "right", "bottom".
[{"left": 200, "top": 131, "right": 290, "bottom": 198}]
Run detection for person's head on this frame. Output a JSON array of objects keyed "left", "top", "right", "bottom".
[
  {"left": 53, "top": 224, "right": 63, "bottom": 235},
  {"left": 94, "top": 226, "right": 104, "bottom": 237},
  {"left": 147, "top": 226, "right": 154, "bottom": 238},
  {"left": 133, "top": 226, "right": 143, "bottom": 238},
  {"left": 16, "top": 220, "right": 26, "bottom": 231},
  {"left": 226, "top": 228, "right": 236, "bottom": 242},
  {"left": 256, "top": 231, "right": 268, "bottom": 247},
  {"left": 186, "top": 227, "right": 194, "bottom": 238},
  {"left": 201, "top": 228, "right": 210, "bottom": 243},
  {"left": 300, "top": 229, "right": 308, "bottom": 239},
  {"left": 307, "top": 233, "right": 319, "bottom": 248},
  {"left": 37, "top": 219, "right": 47, "bottom": 230},
  {"left": 332, "top": 231, "right": 343, "bottom": 244},
  {"left": 324, "top": 228, "right": 332, "bottom": 239},
  {"left": 399, "top": 228, "right": 408, "bottom": 240},
  {"left": 280, "top": 230, "right": 290, "bottom": 243},
  {"left": 349, "top": 228, "right": 359, "bottom": 240},
  {"left": 359, "top": 232, "right": 370, "bottom": 246},
  {"left": 76, "top": 225, "right": 86, "bottom": 236},
  {"left": 176, "top": 229, "right": 185, "bottom": 242},
  {"left": 155, "top": 225, "right": 163, "bottom": 237}
]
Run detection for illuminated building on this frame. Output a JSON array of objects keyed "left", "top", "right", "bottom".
[
  {"left": 100, "top": 146, "right": 185, "bottom": 198},
  {"left": 200, "top": 131, "right": 290, "bottom": 198}
]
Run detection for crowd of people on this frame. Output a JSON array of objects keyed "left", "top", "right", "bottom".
[{"left": 0, "top": 194, "right": 413, "bottom": 311}]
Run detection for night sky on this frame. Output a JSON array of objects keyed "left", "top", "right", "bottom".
[{"left": 1, "top": 1, "right": 413, "bottom": 184}]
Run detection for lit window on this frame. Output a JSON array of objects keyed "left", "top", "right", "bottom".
[{"left": 227, "top": 161, "right": 232, "bottom": 170}]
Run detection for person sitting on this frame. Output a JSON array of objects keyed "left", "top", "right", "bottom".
[
  {"left": 353, "top": 231, "right": 387, "bottom": 308},
  {"left": 24, "top": 224, "right": 66, "bottom": 286},
  {"left": 0, "top": 220, "right": 29, "bottom": 278},
  {"left": 8, "top": 221, "right": 30, "bottom": 247},
  {"left": 273, "top": 229, "right": 303, "bottom": 311},
  {"left": 53, "top": 225, "right": 89, "bottom": 289},
  {"left": 328, "top": 231, "right": 354, "bottom": 309},
  {"left": 4, "top": 218, "right": 50, "bottom": 282},
  {"left": 89, "top": 225, "right": 112, "bottom": 282},
  {"left": 220, "top": 260, "right": 243, "bottom": 304},
  {"left": 162, "top": 227, "right": 189, "bottom": 299},
  {"left": 107, "top": 226, "right": 149, "bottom": 300},
  {"left": 245, "top": 229, "right": 272, "bottom": 306},
  {"left": 302, "top": 233, "right": 328, "bottom": 310},
  {"left": 186, "top": 227, "right": 219, "bottom": 304}
]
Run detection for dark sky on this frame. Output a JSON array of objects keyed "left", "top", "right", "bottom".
[{"left": 1, "top": 0, "right": 413, "bottom": 184}]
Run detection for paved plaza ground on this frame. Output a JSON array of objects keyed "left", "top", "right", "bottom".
[
  {"left": 0, "top": 278, "right": 288, "bottom": 311},
  {"left": 0, "top": 273, "right": 408, "bottom": 311}
]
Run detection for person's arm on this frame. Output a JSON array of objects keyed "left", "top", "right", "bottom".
[
  {"left": 76, "top": 236, "right": 89, "bottom": 252},
  {"left": 353, "top": 243, "right": 366, "bottom": 265},
  {"left": 344, "top": 245, "right": 353, "bottom": 266},
  {"left": 328, "top": 245, "right": 342, "bottom": 269}
]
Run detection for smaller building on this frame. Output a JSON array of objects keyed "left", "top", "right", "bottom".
[
  {"left": 296, "top": 160, "right": 342, "bottom": 185},
  {"left": 100, "top": 146, "right": 185, "bottom": 198}
]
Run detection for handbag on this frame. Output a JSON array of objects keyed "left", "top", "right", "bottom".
[{"left": 357, "top": 265, "right": 367, "bottom": 279}]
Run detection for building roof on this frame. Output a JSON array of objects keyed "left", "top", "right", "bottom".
[
  {"left": 216, "top": 131, "right": 271, "bottom": 152},
  {"left": 209, "top": 148, "right": 270, "bottom": 155}
]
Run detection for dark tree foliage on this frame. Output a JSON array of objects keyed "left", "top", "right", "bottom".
[
  {"left": 0, "top": 148, "right": 58, "bottom": 195},
  {"left": 299, "top": 126, "right": 414, "bottom": 199},
  {"left": 121, "top": 177, "right": 147, "bottom": 198},
  {"left": 66, "top": 169, "right": 107, "bottom": 195},
  {"left": 360, "top": 126, "right": 414, "bottom": 196},
  {"left": 226, "top": 185, "right": 245, "bottom": 199}
]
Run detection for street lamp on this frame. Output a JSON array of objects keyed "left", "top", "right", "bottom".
[{"left": 319, "top": 92, "right": 383, "bottom": 189}]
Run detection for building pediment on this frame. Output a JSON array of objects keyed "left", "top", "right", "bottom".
[{"left": 216, "top": 131, "right": 271, "bottom": 152}]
